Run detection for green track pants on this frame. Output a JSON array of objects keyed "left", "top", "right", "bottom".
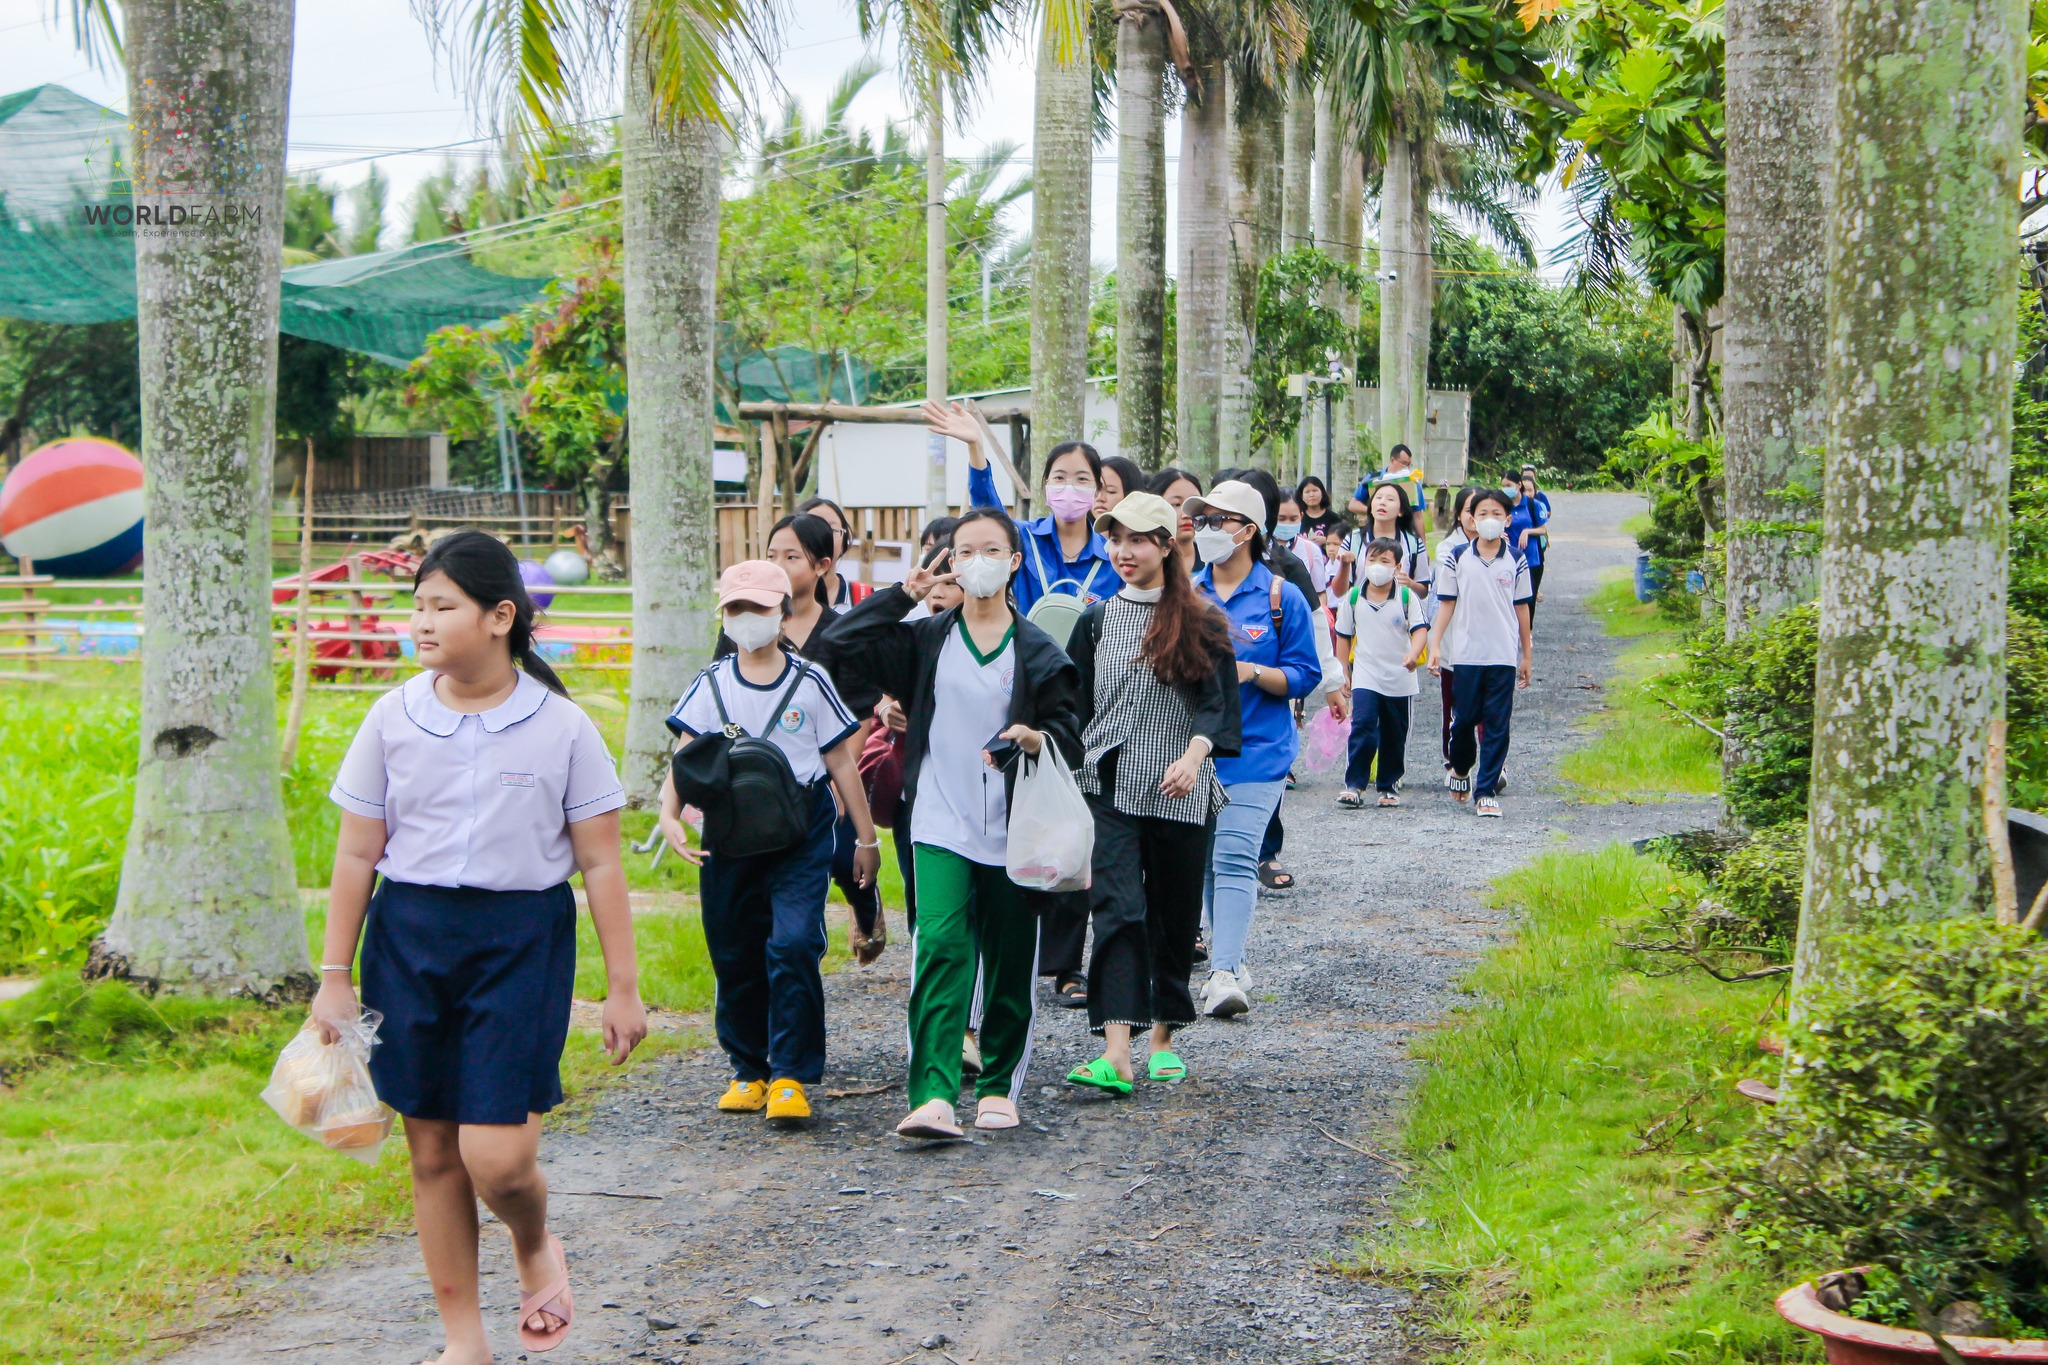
[{"left": 908, "top": 844, "right": 1040, "bottom": 1109}]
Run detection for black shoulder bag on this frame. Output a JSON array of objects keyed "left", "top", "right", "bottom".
[{"left": 670, "top": 660, "right": 820, "bottom": 858}]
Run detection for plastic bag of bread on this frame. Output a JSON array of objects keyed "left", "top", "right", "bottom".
[{"left": 261, "top": 1009, "right": 396, "bottom": 1165}]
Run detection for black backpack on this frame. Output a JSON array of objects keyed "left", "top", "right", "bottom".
[{"left": 670, "top": 659, "right": 819, "bottom": 859}]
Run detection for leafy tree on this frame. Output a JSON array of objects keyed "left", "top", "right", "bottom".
[
  {"left": 1249, "top": 246, "right": 1369, "bottom": 452},
  {"left": 0, "top": 319, "right": 142, "bottom": 454}
]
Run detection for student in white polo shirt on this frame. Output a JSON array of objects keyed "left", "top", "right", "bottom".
[
  {"left": 1426, "top": 487, "right": 1533, "bottom": 817},
  {"left": 316, "top": 530, "right": 644, "bottom": 1359},
  {"left": 1334, "top": 537, "right": 1428, "bottom": 808},
  {"left": 658, "top": 561, "right": 880, "bottom": 1126}
]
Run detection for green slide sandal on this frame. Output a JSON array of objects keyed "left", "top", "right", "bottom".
[
  {"left": 1148, "top": 1051, "right": 1186, "bottom": 1082},
  {"left": 1066, "top": 1057, "right": 1134, "bottom": 1096}
]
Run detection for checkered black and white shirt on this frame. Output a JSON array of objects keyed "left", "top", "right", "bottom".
[{"left": 1076, "top": 596, "right": 1226, "bottom": 825}]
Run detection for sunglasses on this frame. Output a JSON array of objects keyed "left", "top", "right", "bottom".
[{"left": 1190, "top": 514, "right": 1251, "bottom": 532}]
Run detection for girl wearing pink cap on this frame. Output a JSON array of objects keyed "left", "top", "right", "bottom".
[{"left": 657, "top": 560, "right": 879, "bottom": 1126}]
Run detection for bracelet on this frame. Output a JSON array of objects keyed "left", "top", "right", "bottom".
[
  {"left": 320, "top": 964, "right": 353, "bottom": 973},
  {"left": 855, "top": 838, "right": 881, "bottom": 849}
]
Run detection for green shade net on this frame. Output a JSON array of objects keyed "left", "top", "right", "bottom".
[
  {"left": 0, "top": 84, "right": 550, "bottom": 365},
  {"left": 0, "top": 84, "right": 875, "bottom": 394}
]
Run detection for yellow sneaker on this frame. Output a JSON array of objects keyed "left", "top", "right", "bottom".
[
  {"left": 765, "top": 1078, "right": 811, "bottom": 1122},
  {"left": 717, "top": 1079, "right": 768, "bottom": 1112}
]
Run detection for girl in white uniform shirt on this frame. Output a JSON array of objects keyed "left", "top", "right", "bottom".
[
  {"left": 315, "top": 531, "right": 645, "bottom": 1361},
  {"left": 659, "top": 561, "right": 880, "bottom": 1125}
]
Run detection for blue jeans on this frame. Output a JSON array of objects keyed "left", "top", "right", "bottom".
[
  {"left": 699, "top": 787, "right": 836, "bottom": 1084},
  {"left": 1203, "top": 779, "right": 1288, "bottom": 975}
]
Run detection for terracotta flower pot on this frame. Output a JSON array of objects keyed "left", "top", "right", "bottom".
[{"left": 1777, "top": 1280, "right": 2048, "bottom": 1363}]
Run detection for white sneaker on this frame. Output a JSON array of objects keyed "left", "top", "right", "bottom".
[
  {"left": 1202, "top": 969, "right": 1250, "bottom": 1018},
  {"left": 1235, "top": 961, "right": 1253, "bottom": 991}
]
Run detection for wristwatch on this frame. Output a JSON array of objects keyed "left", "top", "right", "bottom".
[{"left": 1252, "top": 665, "right": 1265, "bottom": 684}]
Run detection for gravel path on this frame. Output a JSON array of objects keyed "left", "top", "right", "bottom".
[{"left": 175, "top": 491, "right": 1711, "bottom": 1365}]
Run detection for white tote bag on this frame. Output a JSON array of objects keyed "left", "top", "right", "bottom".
[{"left": 1005, "top": 744, "right": 1094, "bottom": 893}]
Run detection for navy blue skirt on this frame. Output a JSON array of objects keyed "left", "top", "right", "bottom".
[{"left": 360, "top": 879, "right": 576, "bottom": 1125}]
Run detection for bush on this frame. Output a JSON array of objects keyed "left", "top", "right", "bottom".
[
  {"left": 1719, "top": 919, "right": 2048, "bottom": 1341},
  {"left": 1713, "top": 821, "right": 1805, "bottom": 951},
  {"left": 1677, "top": 604, "right": 2048, "bottom": 829}
]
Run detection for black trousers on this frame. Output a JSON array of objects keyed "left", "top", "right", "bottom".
[
  {"left": 1035, "top": 888, "right": 1090, "bottom": 978},
  {"left": 1345, "top": 690, "right": 1412, "bottom": 792},
  {"left": 1084, "top": 766, "right": 1210, "bottom": 1036},
  {"left": 1527, "top": 564, "right": 1544, "bottom": 627},
  {"left": 1450, "top": 664, "right": 1517, "bottom": 797},
  {"left": 833, "top": 809, "right": 882, "bottom": 937}
]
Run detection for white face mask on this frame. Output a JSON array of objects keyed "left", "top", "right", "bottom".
[
  {"left": 1194, "top": 527, "right": 1241, "bottom": 564},
  {"left": 1364, "top": 562, "right": 1395, "bottom": 588},
  {"left": 1476, "top": 516, "right": 1507, "bottom": 542},
  {"left": 955, "top": 554, "right": 1011, "bottom": 599},
  {"left": 723, "top": 609, "right": 782, "bottom": 652}
]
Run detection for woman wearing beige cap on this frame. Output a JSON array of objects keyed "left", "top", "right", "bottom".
[{"left": 1064, "top": 492, "right": 1241, "bottom": 1092}]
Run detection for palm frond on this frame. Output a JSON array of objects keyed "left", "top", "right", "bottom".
[{"left": 51, "top": 0, "right": 122, "bottom": 67}]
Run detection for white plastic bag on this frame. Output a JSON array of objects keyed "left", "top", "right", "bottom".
[
  {"left": 261, "top": 1008, "right": 397, "bottom": 1165},
  {"left": 1006, "top": 744, "right": 1094, "bottom": 893}
]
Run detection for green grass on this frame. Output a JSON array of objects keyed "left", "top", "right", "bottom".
[
  {"left": 1363, "top": 846, "right": 1815, "bottom": 1363},
  {"left": 0, "top": 977, "right": 678, "bottom": 1364},
  {"left": 1558, "top": 575, "right": 1721, "bottom": 802}
]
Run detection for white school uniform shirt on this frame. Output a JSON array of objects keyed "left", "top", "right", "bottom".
[
  {"left": 1436, "top": 539, "right": 1534, "bottom": 669},
  {"left": 910, "top": 618, "right": 1016, "bottom": 865},
  {"left": 330, "top": 670, "right": 627, "bottom": 891},
  {"left": 1428, "top": 528, "right": 1470, "bottom": 648},
  {"left": 1334, "top": 584, "right": 1429, "bottom": 698},
  {"left": 665, "top": 652, "right": 861, "bottom": 784}
]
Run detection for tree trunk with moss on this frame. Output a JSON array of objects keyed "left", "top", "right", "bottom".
[
  {"left": 1031, "top": 13, "right": 1092, "bottom": 447},
  {"left": 1377, "top": 132, "right": 1415, "bottom": 464},
  {"left": 1795, "top": 0, "right": 2021, "bottom": 999},
  {"left": 1316, "top": 91, "right": 1363, "bottom": 484},
  {"left": 1223, "top": 74, "right": 1283, "bottom": 470},
  {"left": 1176, "top": 62, "right": 1227, "bottom": 480},
  {"left": 1115, "top": 8, "right": 1168, "bottom": 471},
  {"left": 1281, "top": 69, "right": 1313, "bottom": 251},
  {"left": 1722, "top": 0, "right": 1830, "bottom": 639},
  {"left": 93, "top": 0, "right": 307, "bottom": 998},
  {"left": 1402, "top": 139, "right": 1434, "bottom": 465},
  {"left": 620, "top": 14, "right": 723, "bottom": 805}
]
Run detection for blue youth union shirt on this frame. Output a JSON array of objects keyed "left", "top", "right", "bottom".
[
  {"left": 966, "top": 461, "right": 1114, "bottom": 613},
  {"left": 1194, "top": 560, "right": 1321, "bottom": 785}
]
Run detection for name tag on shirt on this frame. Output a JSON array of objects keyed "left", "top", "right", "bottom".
[{"left": 500, "top": 772, "right": 536, "bottom": 788}]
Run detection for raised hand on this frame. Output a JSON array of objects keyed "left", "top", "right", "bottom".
[{"left": 903, "top": 547, "right": 960, "bottom": 603}]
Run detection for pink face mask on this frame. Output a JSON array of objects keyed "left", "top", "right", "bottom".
[{"left": 1044, "top": 484, "right": 1095, "bottom": 524}]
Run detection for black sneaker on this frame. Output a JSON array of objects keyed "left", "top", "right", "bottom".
[{"left": 1191, "top": 937, "right": 1211, "bottom": 971}]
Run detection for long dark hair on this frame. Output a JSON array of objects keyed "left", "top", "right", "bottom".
[
  {"left": 769, "top": 513, "right": 835, "bottom": 609},
  {"left": 1099, "top": 455, "right": 1146, "bottom": 503},
  {"left": 1147, "top": 466, "right": 1203, "bottom": 497},
  {"left": 414, "top": 530, "right": 569, "bottom": 697},
  {"left": 795, "top": 496, "right": 851, "bottom": 554},
  {"left": 1109, "top": 523, "right": 1231, "bottom": 689}
]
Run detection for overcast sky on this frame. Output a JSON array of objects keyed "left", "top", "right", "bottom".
[{"left": 0, "top": 0, "right": 1574, "bottom": 275}]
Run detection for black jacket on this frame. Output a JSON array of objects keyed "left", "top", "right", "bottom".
[
  {"left": 819, "top": 586, "right": 1085, "bottom": 824},
  {"left": 1065, "top": 598, "right": 1243, "bottom": 759}
]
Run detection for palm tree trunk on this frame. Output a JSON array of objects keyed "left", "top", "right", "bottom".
[
  {"left": 1722, "top": 0, "right": 1830, "bottom": 638},
  {"left": 1404, "top": 142, "right": 1434, "bottom": 468},
  {"left": 1175, "top": 62, "right": 1227, "bottom": 480},
  {"left": 1317, "top": 88, "right": 1362, "bottom": 487},
  {"left": 1116, "top": 9, "right": 1168, "bottom": 471},
  {"left": 1378, "top": 133, "right": 1414, "bottom": 464},
  {"left": 1794, "top": 0, "right": 2021, "bottom": 1000},
  {"left": 94, "top": 0, "right": 307, "bottom": 997},
  {"left": 1281, "top": 69, "right": 1313, "bottom": 251},
  {"left": 1031, "top": 13, "right": 1092, "bottom": 447},
  {"left": 924, "top": 77, "right": 950, "bottom": 516},
  {"left": 1224, "top": 76, "right": 1282, "bottom": 469},
  {"left": 619, "top": 20, "right": 723, "bottom": 805}
]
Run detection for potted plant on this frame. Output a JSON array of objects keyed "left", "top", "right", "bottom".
[{"left": 1721, "top": 919, "right": 2048, "bottom": 1365}]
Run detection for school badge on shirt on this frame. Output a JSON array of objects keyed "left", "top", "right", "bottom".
[
  {"left": 779, "top": 705, "right": 807, "bottom": 733},
  {"left": 500, "top": 772, "right": 536, "bottom": 788}
]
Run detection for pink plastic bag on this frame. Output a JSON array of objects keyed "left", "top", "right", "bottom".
[{"left": 1302, "top": 706, "right": 1349, "bottom": 777}]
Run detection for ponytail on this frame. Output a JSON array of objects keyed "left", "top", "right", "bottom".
[{"left": 413, "top": 529, "right": 571, "bottom": 698}]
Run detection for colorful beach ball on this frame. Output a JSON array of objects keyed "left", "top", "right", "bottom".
[{"left": 0, "top": 438, "right": 145, "bottom": 577}]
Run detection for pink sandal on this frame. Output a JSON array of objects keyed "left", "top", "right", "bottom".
[{"left": 517, "top": 1234, "right": 574, "bottom": 1352}]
